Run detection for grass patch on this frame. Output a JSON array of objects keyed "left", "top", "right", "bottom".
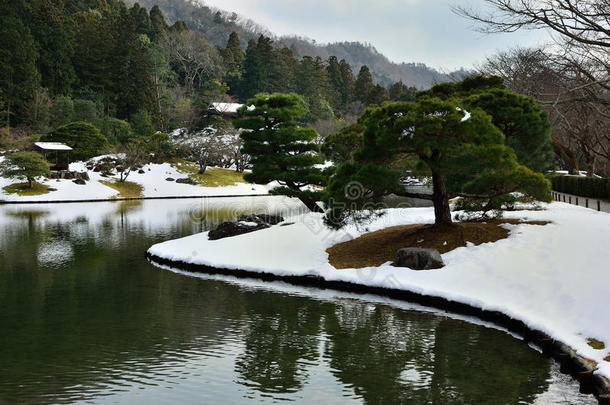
[
  {"left": 2, "top": 182, "right": 51, "bottom": 196},
  {"left": 100, "top": 180, "right": 144, "bottom": 199},
  {"left": 587, "top": 338, "right": 606, "bottom": 350},
  {"left": 604, "top": 355, "right": 610, "bottom": 362},
  {"left": 6, "top": 209, "right": 50, "bottom": 219},
  {"left": 327, "top": 219, "right": 550, "bottom": 270},
  {"left": 172, "top": 159, "right": 247, "bottom": 187}
]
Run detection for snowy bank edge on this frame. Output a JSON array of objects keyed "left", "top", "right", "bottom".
[{"left": 144, "top": 250, "right": 610, "bottom": 402}]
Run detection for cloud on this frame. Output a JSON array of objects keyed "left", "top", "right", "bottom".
[{"left": 201, "top": 0, "right": 550, "bottom": 69}]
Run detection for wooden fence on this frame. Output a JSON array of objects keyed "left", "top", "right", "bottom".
[{"left": 552, "top": 191, "right": 610, "bottom": 213}]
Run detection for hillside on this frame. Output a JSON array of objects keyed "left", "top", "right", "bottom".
[{"left": 124, "top": 0, "right": 465, "bottom": 88}]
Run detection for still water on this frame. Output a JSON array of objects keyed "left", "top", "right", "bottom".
[{"left": 0, "top": 197, "right": 597, "bottom": 404}]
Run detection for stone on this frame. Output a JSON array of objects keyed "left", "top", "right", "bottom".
[
  {"left": 165, "top": 177, "right": 175, "bottom": 182},
  {"left": 72, "top": 179, "right": 86, "bottom": 185},
  {"left": 138, "top": 169, "right": 145, "bottom": 174},
  {"left": 176, "top": 177, "right": 198, "bottom": 185},
  {"left": 395, "top": 248, "right": 444, "bottom": 270},
  {"left": 208, "top": 221, "right": 269, "bottom": 240},
  {"left": 238, "top": 214, "right": 284, "bottom": 225}
]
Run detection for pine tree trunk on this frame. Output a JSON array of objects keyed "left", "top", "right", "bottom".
[
  {"left": 432, "top": 171, "right": 452, "bottom": 225},
  {"left": 299, "top": 196, "right": 324, "bottom": 213},
  {"left": 6, "top": 99, "right": 10, "bottom": 137}
]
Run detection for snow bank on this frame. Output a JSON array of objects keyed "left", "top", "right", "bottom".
[
  {"left": 0, "top": 158, "right": 271, "bottom": 202},
  {"left": 148, "top": 202, "right": 610, "bottom": 380}
]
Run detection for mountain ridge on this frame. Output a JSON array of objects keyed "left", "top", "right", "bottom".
[{"left": 124, "top": 0, "right": 468, "bottom": 88}]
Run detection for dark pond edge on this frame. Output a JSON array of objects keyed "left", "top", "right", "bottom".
[
  {"left": 0, "top": 194, "right": 271, "bottom": 205},
  {"left": 145, "top": 251, "right": 610, "bottom": 404}
]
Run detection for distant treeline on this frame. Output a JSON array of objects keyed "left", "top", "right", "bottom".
[{"left": 0, "top": 0, "right": 420, "bottom": 140}]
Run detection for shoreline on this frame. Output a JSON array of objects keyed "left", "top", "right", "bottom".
[
  {"left": 0, "top": 193, "right": 271, "bottom": 205},
  {"left": 145, "top": 250, "right": 610, "bottom": 404}
]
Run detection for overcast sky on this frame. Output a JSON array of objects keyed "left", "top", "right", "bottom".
[{"left": 199, "top": 0, "right": 550, "bottom": 70}]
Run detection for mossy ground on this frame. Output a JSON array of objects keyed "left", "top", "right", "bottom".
[
  {"left": 327, "top": 219, "right": 549, "bottom": 269},
  {"left": 587, "top": 338, "right": 606, "bottom": 350},
  {"left": 6, "top": 209, "right": 49, "bottom": 219},
  {"left": 171, "top": 159, "right": 247, "bottom": 187},
  {"left": 2, "top": 182, "right": 51, "bottom": 196},
  {"left": 100, "top": 180, "right": 144, "bottom": 198}
]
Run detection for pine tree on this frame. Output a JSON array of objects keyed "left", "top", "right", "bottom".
[
  {"left": 129, "top": 2, "right": 151, "bottom": 36},
  {"left": 354, "top": 65, "right": 374, "bottom": 105},
  {"left": 42, "top": 121, "right": 109, "bottom": 161},
  {"left": 421, "top": 76, "right": 554, "bottom": 173},
  {"left": 271, "top": 47, "right": 297, "bottom": 94},
  {"left": 325, "top": 85, "right": 551, "bottom": 227},
  {"left": 30, "top": 0, "right": 75, "bottom": 96},
  {"left": 226, "top": 32, "right": 245, "bottom": 67},
  {"left": 325, "top": 56, "right": 344, "bottom": 110},
  {"left": 389, "top": 81, "right": 416, "bottom": 102},
  {"left": 240, "top": 39, "right": 262, "bottom": 99},
  {"left": 338, "top": 59, "right": 355, "bottom": 105},
  {"left": 72, "top": 10, "right": 115, "bottom": 107},
  {"left": 111, "top": 5, "right": 156, "bottom": 120},
  {"left": 0, "top": 152, "right": 50, "bottom": 188},
  {"left": 149, "top": 5, "right": 168, "bottom": 42},
  {"left": 368, "top": 84, "right": 389, "bottom": 106},
  {"left": 223, "top": 31, "right": 245, "bottom": 95},
  {"left": 0, "top": 0, "right": 40, "bottom": 129},
  {"left": 234, "top": 93, "right": 326, "bottom": 212}
]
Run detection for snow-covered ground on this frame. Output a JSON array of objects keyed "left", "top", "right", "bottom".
[
  {"left": 0, "top": 156, "right": 271, "bottom": 202},
  {"left": 148, "top": 202, "right": 610, "bottom": 380}
]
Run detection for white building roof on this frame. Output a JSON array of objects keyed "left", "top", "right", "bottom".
[
  {"left": 209, "top": 102, "right": 244, "bottom": 114},
  {"left": 34, "top": 142, "right": 73, "bottom": 151}
]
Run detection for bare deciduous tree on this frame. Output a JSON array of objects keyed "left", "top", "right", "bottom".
[
  {"left": 460, "top": 1, "right": 610, "bottom": 175},
  {"left": 116, "top": 141, "right": 147, "bottom": 183},
  {"left": 163, "top": 31, "right": 224, "bottom": 93}
]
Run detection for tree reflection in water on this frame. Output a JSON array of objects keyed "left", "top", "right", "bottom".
[{"left": 0, "top": 200, "right": 595, "bottom": 405}]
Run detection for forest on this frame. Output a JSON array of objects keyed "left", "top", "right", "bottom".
[{"left": 0, "top": 0, "right": 419, "bottom": 150}]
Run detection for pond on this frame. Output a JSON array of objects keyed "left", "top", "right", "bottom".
[{"left": 0, "top": 197, "right": 597, "bottom": 404}]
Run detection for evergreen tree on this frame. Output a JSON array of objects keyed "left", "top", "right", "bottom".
[
  {"left": 338, "top": 59, "right": 355, "bottom": 105},
  {"left": 129, "top": 2, "right": 151, "bottom": 36},
  {"left": 389, "top": 81, "right": 416, "bottom": 102},
  {"left": 354, "top": 65, "right": 374, "bottom": 105},
  {"left": 30, "top": 0, "right": 76, "bottom": 96},
  {"left": 169, "top": 20, "right": 189, "bottom": 33},
  {"left": 0, "top": 152, "right": 50, "bottom": 188},
  {"left": 321, "top": 123, "right": 364, "bottom": 164},
  {"left": 42, "top": 121, "right": 109, "bottom": 161},
  {"left": 149, "top": 5, "right": 168, "bottom": 42},
  {"left": 368, "top": 84, "right": 389, "bottom": 106},
  {"left": 296, "top": 56, "right": 329, "bottom": 99},
  {"left": 325, "top": 56, "right": 344, "bottom": 110},
  {"left": 240, "top": 38, "right": 264, "bottom": 99},
  {"left": 234, "top": 93, "right": 326, "bottom": 212},
  {"left": 421, "top": 76, "right": 554, "bottom": 173},
  {"left": 71, "top": 10, "right": 115, "bottom": 108},
  {"left": 325, "top": 89, "right": 551, "bottom": 227},
  {"left": 225, "top": 32, "right": 245, "bottom": 67},
  {"left": 111, "top": 5, "right": 156, "bottom": 120},
  {"left": 271, "top": 47, "right": 297, "bottom": 94},
  {"left": 223, "top": 31, "right": 245, "bottom": 95},
  {"left": 0, "top": 0, "right": 40, "bottom": 129},
  {"left": 50, "top": 95, "right": 74, "bottom": 128}
]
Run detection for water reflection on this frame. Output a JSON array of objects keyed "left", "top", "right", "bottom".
[{"left": 0, "top": 198, "right": 597, "bottom": 404}]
